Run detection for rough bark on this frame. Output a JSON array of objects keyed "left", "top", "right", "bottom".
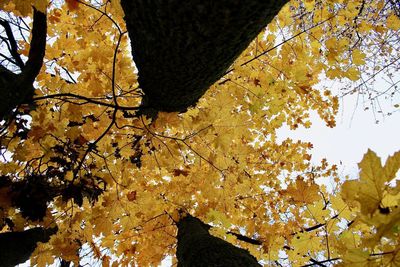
[
  {"left": 177, "top": 215, "right": 261, "bottom": 267},
  {"left": 121, "top": 0, "right": 288, "bottom": 113},
  {"left": 0, "top": 8, "right": 47, "bottom": 121},
  {"left": 0, "top": 226, "right": 57, "bottom": 267}
]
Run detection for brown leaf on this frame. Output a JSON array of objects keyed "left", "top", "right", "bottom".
[
  {"left": 127, "top": 191, "right": 137, "bottom": 201},
  {"left": 74, "top": 135, "right": 88, "bottom": 146},
  {"left": 66, "top": 0, "right": 79, "bottom": 10},
  {"left": 173, "top": 169, "right": 190, "bottom": 177}
]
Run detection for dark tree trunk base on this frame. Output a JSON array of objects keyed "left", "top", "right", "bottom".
[{"left": 177, "top": 215, "right": 261, "bottom": 267}]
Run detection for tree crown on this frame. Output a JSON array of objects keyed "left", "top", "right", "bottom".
[{"left": 0, "top": 0, "right": 399, "bottom": 266}]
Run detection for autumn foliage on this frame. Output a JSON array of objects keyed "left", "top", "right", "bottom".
[{"left": 0, "top": 0, "right": 399, "bottom": 266}]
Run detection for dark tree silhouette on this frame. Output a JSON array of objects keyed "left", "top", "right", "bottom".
[
  {"left": 0, "top": 226, "right": 57, "bottom": 267},
  {"left": 121, "top": 0, "right": 287, "bottom": 114},
  {"left": 0, "top": 8, "right": 46, "bottom": 121},
  {"left": 177, "top": 214, "right": 261, "bottom": 267}
]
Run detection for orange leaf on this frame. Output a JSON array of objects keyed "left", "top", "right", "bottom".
[
  {"left": 286, "top": 179, "right": 320, "bottom": 204},
  {"left": 66, "top": 0, "right": 79, "bottom": 10}
]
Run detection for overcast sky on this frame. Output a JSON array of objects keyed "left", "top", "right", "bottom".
[{"left": 277, "top": 91, "right": 400, "bottom": 180}]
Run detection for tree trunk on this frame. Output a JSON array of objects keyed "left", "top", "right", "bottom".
[
  {"left": 0, "top": 9, "right": 46, "bottom": 121},
  {"left": 176, "top": 215, "right": 261, "bottom": 267},
  {"left": 121, "top": 0, "right": 288, "bottom": 113},
  {"left": 0, "top": 226, "right": 57, "bottom": 267}
]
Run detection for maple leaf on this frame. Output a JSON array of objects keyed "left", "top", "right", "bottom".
[
  {"left": 342, "top": 150, "right": 400, "bottom": 216},
  {"left": 285, "top": 179, "right": 320, "bottom": 204},
  {"left": 342, "top": 248, "right": 369, "bottom": 265},
  {"left": 352, "top": 49, "right": 366, "bottom": 66},
  {"left": 31, "top": 242, "right": 55, "bottom": 267}
]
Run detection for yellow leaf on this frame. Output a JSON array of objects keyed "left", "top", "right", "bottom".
[
  {"left": 93, "top": 216, "right": 113, "bottom": 236},
  {"left": 289, "top": 231, "right": 322, "bottom": 258},
  {"left": 343, "top": 248, "right": 369, "bottom": 266},
  {"left": 381, "top": 191, "right": 400, "bottom": 207},
  {"left": 110, "top": 0, "right": 124, "bottom": 17},
  {"left": 207, "top": 209, "right": 231, "bottom": 228},
  {"left": 64, "top": 171, "right": 74, "bottom": 181},
  {"left": 31, "top": 242, "right": 55, "bottom": 267},
  {"left": 154, "top": 112, "right": 181, "bottom": 128},
  {"left": 371, "top": 208, "right": 400, "bottom": 243},
  {"left": 306, "top": 200, "right": 330, "bottom": 223},
  {"left": 387, "top": 14, "right": 400, "bottom": 30},
  {"left": 330, "top": 194, "right": 354, "bottom": 221},
  {"left": 383, "top": 151, "right": 400, "bottom": 182},
  {"left": 286, "top": 179, "right": 320, "bottom": 204},
  {"left": 352, "top": 49, "right": 366, "bottom": 66},
  {"left": 342, "top": 149, "right": 400, "bottom": 216},
  {"left": 346, "top": 67, "right": 361, "bottom": 81},
  {"left": 326, "top": 68, "right": 343, "bottom": 79}
]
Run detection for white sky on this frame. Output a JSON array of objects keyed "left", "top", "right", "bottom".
[{"left": 277, "top": 92, "right": 400, "bottom": 179}]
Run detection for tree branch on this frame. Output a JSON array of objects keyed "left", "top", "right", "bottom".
[
  {"left": 0, "top": 8, "right": 47, "bottom": 121},
  {"left": 0, "top": 18, "right": 25, "bottom": 69},
  {"left": 0, "top": 226, "right": 58, "bottom": 267},
  {"left": 301, "top": 257, "right": 341, "bottom": 267},
  {"left": 20, "top": 8, "right": 47, "bottom": 84},
  {"left": 33, "top": 93, "right": 141, "bottom": 111},
  {"left": 227, "top": 231, "right": 263, "bottom": 245}
]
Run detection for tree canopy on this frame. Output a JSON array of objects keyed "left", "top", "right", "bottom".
[{"left": 0, "top": 0, "right": 399, "bottom": 266}]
